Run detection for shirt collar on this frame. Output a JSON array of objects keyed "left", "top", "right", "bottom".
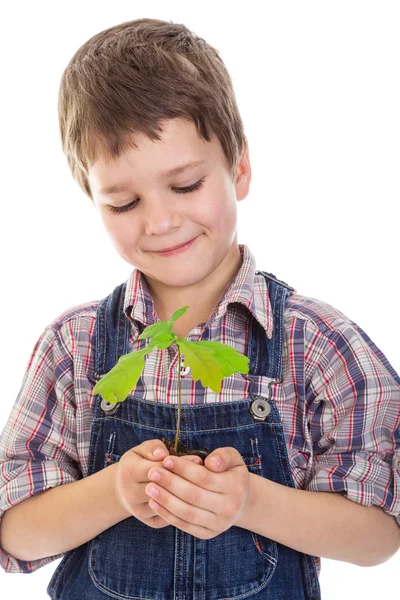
[{"left": 124, "top": 244, "right": 273, "bottom": 340}]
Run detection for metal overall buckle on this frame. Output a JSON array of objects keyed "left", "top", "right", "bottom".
[
  {"left": 100, "top": 397, "right": 119, "bottom": 415},
  {"left": 95, "top": 372, "right": 120, "bottom": 415},
  {"left": 242, "top": 374, "right": 282, "bottom": 421}
]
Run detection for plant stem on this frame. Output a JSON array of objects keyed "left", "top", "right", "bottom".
[{"left": 174, "top": 344, "right": 181, "bottom": 452}]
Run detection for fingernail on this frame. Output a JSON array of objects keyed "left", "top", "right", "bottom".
[
  {"left": 148, "top": 486, "right": 159, "bottom": 497},
  {"left": 164, "top": 458, "right": 174, "bottom": 469},
  {"left": 149, "top": 470, "right": 161, "bottom": 481},
  {"left": 153, "top": 448, "right": 166, "bottom": 457},
  {"left": 211, "top": 456, "right": 222, "bottom": 467}
]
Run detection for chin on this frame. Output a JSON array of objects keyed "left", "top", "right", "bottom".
[{"left": 154, "top": 272, "right": 207, "bottom": 288}]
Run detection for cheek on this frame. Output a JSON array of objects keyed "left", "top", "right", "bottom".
[
  {"left": 100, "top": 214, "right": 138, "bottom": 248},
  {"left": 197, "top": 180, "right": 234, "bottom": 223},
  {"left": 102, "top": 212, "right": 129, "bottom": 234},
  {"left": 99, "top": 209, "right": 116, "bottom": 231},
  {"left": 211, "top": 189, "right": 238, "bottom": 230}
]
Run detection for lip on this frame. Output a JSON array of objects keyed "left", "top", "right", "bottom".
[{"left": 152, "top": 237, "right": 197, "bottom": 257}]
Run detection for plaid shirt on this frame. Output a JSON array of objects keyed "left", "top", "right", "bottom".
[{"left": 1, "top": 244, "right": 399, "bottom": 575}]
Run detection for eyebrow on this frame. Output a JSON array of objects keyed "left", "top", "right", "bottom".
[{"left": 100, "top": 160, "right": 206, "bottom": 195}]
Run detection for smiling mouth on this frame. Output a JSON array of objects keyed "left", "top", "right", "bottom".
[
  {"left": 155, "top": 238, "right": 196, "bottom": 252},
  {"left": 151, "top": 237, "right": 198, "bottom": 256}
]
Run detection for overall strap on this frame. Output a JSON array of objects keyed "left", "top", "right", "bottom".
[
  {"left": 94, "top": 282, "right": 131, "bottom": 379},
  {"left": 248, "top": 270, "right": 295, "bottom": 380}
]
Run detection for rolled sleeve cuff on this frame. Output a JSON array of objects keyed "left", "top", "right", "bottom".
[
  {"left": 307, "top": 451, "right": 400, "bottom": 527},
  {"left": 0, "top": 463, "right": 78, "bottom": 573},
  {"left": 0, "top": 541, "right": 64, "bottom": 574},
  {"left": 0, "top": 498, "right": 65, "bottom": 572}
]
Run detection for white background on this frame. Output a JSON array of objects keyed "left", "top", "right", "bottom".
[{"left": 0, "top": 1, "right": 399, "bottom": 598}]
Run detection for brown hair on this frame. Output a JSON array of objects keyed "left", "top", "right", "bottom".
[{"left": 58, "top": 18, "right": 247, "bottom": 200}]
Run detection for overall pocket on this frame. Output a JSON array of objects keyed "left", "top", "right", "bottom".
[
  {"left": 89, "top": 453, "right": 177, "bottom": 600},
  {"left": 200, "top": 452, "right": 278, "bottom": 600}
]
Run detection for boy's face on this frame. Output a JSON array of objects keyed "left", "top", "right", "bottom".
[{"left": 88, "top": 117, "right": 251, "bottom": 308}]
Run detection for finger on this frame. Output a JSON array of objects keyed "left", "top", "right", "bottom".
[
  {"left": 147, "top": 465, "right": 219, "bottom": 512},
  {"left": 141, "top": 455, "right": 201, "bottom": 488},
  {"left": 148, "top": 498, "right": 217, "bottom": 539},
  {"left": 142, "top": 456, "right": 203, "bottom": 504},
  {"left": 147, "top": 461, "right": 226, "bottom": 514},
  {"left": 132, "top": 439, "right": 169, "bottom": 461},
  {"left": 181, "top": 455, "right": 203, "bottom": 465},
  {"left": 137, "top": 498, "right": 169, "bottom": 528},
  {"left": 145, "top": 513, "right": 170, "bottom": 529},
  {"left": 204, "top": 447, "right": 245, "bottom": 471},
  {"left": 161, "top": 456, "right": 222, "bottom": 492},
  {"left": 145, "top": 481, "right": 221, "bottom": 532},
  {"left": 119, "top": 443, "right": 169, "bottom": 497}
]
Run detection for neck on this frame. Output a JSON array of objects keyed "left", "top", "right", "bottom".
[{"left": 146, "top": 245, "right": 243, "bottom": 328}]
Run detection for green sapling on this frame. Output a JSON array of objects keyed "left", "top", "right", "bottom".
[{"left": 93, "top": 306, "right": 250, "bottom": 458}]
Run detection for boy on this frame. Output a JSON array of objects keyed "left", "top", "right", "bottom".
[{"left": 0, "top": 17, "right": 399, "bottom": 599}]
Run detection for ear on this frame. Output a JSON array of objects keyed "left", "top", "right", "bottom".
[{"left": 234, "top": 138, "right": 251, "bottom": 202}]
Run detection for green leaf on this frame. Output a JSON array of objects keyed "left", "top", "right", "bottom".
[
  {"left": 176, "top": 340, "right": 249, "bottom": 394},
  {"left": 93, "top": 351, "right": 145, "bottom": 403},
  {"left": 117, "top": 339, "right": 158, "bottom": 361},
  {"left": 138, "top": 306, "right": 189, "bottom": 339},
  {"left": 93, "top": 339, "right": 158, "bottom": 403},
  {"left": 169, "top": 306, "right": 189, "bottom": 324},
  {"left": 138, "top": 321, "right": 172, "bottom": 340},
  {"left": 153, "top": 333, "right": 175, "bottom": 350}
]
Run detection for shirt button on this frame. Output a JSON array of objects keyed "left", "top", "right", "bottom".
[
  {"left": 177, "top": 363, "right": 191, "bottom": 376},
  {"left": 393, "top": 454, "right": 400, "bottom": 471}
]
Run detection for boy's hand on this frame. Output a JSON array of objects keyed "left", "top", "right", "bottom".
[
  {"left": 145, "top": 447, "right": 250, "bottom": 539},
  {"left": 114, "top": 439, "right": 203, "bottom": 529}
]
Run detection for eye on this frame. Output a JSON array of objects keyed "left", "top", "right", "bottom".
[
  {"left": 173, "top": 177, "right": 205, "bottom": 194},
  {"left": 109, "top": 199, "right": 139, "bottom": 214},
  {"left": 108, "top": 177, "right": 205, "bottom": 214}
]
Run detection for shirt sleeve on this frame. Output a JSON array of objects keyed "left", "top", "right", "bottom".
[
  {"left": 0, "top": 325, "right": 82, "bottom": 574},
  {"left": 305, "top": 318, "right": 400, "bottom": 527}
]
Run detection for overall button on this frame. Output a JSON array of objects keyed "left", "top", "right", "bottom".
[
  {"left": 100, "top": 398, "right": 119, "bottom": 415},
  {"left": 250, "top": 397, "right": 271, "bottom": 420}
]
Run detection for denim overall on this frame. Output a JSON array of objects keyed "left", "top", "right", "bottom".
[{"left": 47, "top": 271, "right": 321, "bottom": 600}]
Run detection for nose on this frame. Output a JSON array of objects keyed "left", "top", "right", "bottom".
[{"left": 144, "top": 195, "right": 182, "bottom": 236}]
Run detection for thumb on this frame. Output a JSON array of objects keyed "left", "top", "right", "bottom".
[
  {"left": 205, "top": 447, "right": 244, "bottom": 471},
  {"left": 143, "top": 439, "right": 169, "bottom": 460},
  {"left": 204, "top": 452, "right": 226, "bottom": 471}
]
